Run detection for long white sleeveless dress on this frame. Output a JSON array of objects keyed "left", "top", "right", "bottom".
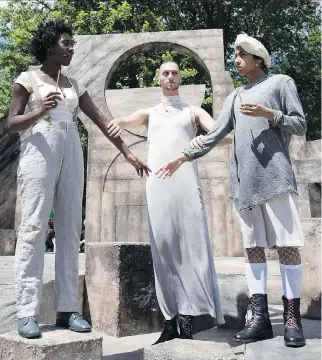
[{"left": 146, "top": 95, "right": 224, "bottom": 324}]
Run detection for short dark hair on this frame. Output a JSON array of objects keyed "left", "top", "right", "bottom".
[
  {"left": 30, "top": 20, "right": 73, "bottom": 63},
  {"left": 253, "top": 55, "right": 268, "bottom": 72},
  {"left": 253, "top": 38, "right": 271, "bottom": 73}
]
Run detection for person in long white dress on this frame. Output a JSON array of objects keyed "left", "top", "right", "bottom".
[{"left": 107, "top": 61, "right": 224, "bottom": 344}]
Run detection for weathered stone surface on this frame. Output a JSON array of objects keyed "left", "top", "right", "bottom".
[
  {"left": 0, "top": 229, "right": 16, "bottom": 256},
  {"left": 0, "top": 326, "right": 103, "bottom": 360},
  {"left": 144, "top": 339, "right": 237, "bottom": 360},
  {"left": 0, "top": 115, "right": 19, "bottom": 230},
  {"left": 305, "top": 139, "right": 321, "bottom": 160},
  {"left": 244, "top": 336, "right": 321, "bottom": 360},
  {"left": 301, "top": 218, "right": 321, "bottom": 319},
  {"left": 84, "top": 242, "right": 163, "bottom": 337},
  {"left": 308, "top": 183, "right": 321, "bottom": 218},
  {"left": 293, "top": 158, "right": 321, "bottom": 183}
]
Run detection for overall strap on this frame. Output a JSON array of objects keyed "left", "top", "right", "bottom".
[
  {"left": 27, "top": 70, "right": 52, "bottom": 124},
  {"left": 67, "top": 77, "right": 79, "bottom": 122},
  {"left": 27, "top": 71, "right": 42, "bottom": 105}
]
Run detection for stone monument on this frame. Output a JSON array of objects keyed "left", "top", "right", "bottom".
[{"left": 0, "top": 29, "right": 320, "bottom": 342}]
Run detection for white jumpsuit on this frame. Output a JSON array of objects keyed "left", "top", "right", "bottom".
[{"left": 14, "top": 71, "right": 85, "bottom": 318}]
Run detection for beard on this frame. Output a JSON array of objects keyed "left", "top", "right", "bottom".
[{"left": 166, "top": 82, "right": 180, "bottom": 91}]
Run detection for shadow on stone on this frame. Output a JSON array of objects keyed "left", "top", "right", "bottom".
[
  {"left": 220, "top": 291, "right": 248, "bottom": 330},
  {"left": 103, "top": 348, "right": 144, "bottom": 360},
  {"left": 192, "top": 314, "right": 216, "bottom": 334},
  {"left": 194, "top": 326, "right": 242, "bottom": 349},
  {"left": 304, "top": 293, "right": 321, "bottom": 320}
]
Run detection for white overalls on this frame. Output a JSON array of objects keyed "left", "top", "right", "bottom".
[{"left": 14, "top": 71, "right": 85, "bottom": 318}]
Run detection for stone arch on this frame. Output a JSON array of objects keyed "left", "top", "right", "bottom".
[
  {"left": 65, "top": 30, "right": 242, "bottom": 256},
  {"left": 104, "top": 41, "right": 211, "bottom": 89}
]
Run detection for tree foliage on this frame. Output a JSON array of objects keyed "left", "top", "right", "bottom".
[{"left": 0, "top": 0, "right": 320, "bottom": 141}]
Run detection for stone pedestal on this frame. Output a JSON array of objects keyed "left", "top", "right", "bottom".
[
  {"left": 144, "top": 339, "right": 237, "bottom": 360},
  {"left": 301, "top": 218, "right": 321, "bottom": 319},
  {"left": 0, "top": 326, "right": 103, "bottom": 360},
  {"left": 0, "top": 229, "right": 16, "bottom": 256},
  {"left": 84, "top": 242, "right": 163, "bottom": 337},
  {"left": 244, "top": 336, "right": 321, "bottom": 360}
]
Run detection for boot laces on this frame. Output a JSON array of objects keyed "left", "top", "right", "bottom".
[
  {"left": 179, "top": 316, "right": 192, "bottom": 333},
  {"left": 246, "top": 297, "right": 257, "bottom": 325},
  {"left": 285, "top": 300, "right": 298, "bottom": 329}
]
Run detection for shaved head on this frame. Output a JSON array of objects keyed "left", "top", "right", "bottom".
[
  {"left": 159, "top": 61, "right": 180, "bottom": 73},
  {"left": 158, "top": 61, "right": 181, "bottom": 95}
]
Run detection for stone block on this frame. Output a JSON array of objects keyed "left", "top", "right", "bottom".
[
  {"left": 293, "top": 159, "right": 321, "bottom": 183},
  {"left": 0, "top": 229, "right": 16, "bottom": 256},
  {"left": 84, "top": 242, "right": 163, "bottom": 337},
  {"left": 301, "top": 218, "right": 321, "bottom": 319},
  {"left": 0, "top": 326, "right": 103, "bottom": 360},
  {"left": 143, "top": 339, "right": 237, "bottom": 360},
  {"left": 244, "top": 336, "right": 321, "bottom": 360},
  {"left": 305, "top": 139, "right": 321, "bottom": 160}
]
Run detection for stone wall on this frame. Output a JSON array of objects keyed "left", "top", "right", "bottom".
[{"left": 64, "top": 29, "right": 244, "bottom": 256}]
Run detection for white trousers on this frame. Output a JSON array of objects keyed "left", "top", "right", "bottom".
[{"left": 15, "top": 122, "right": 84, "bottom": 318}]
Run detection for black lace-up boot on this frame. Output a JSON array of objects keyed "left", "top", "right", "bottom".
[
  {"left": 153, "top": 317, "right": 179, "bottom": 345},
  {"left": 282, "top": 296, "right": 306, "bottom": 347},
  {"left": 233, "top": 294, "right": 273, "bottom": 343}
]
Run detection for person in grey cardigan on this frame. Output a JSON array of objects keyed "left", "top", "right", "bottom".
[{"left": 156, "top": 34, "right": 306, "bottom": 348}]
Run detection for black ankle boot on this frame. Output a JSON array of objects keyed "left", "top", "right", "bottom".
[
  {"left": 177, "top": 314, "right": 193, "bottom": 339},
  {"left": 282, "top": 296, "right": 306, "bottom": 347},
  {"left": 233, "top": 294, "right": 273, "bottom": 344},
  {"left": 153, "top": 317, "right": 179, "bottom": 345}
]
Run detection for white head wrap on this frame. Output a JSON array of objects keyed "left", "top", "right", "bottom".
[{"left": 235, "top": 33, "right": 270, "bottom": 69}]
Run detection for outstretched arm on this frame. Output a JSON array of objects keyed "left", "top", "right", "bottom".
[
  {"left": 79, "top": 91, "right": 151, "bottom": 177},
  {"left": 106, "top": 108, "right": 150, "bottom": 138}
]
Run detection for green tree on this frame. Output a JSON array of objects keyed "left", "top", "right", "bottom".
[
  {"left": 0, "top": 0, "right": 320, "bottom": 140},
  {"left": 121, "top": 0, "right": 321, "bottom": 139}
]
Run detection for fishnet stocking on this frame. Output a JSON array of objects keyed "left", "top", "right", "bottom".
[
  {"left": 245, "top": 247, "right": 266, "bottom": 263},
  {"left": 277, "top": 246, "right": 301, "bottom": 265}
]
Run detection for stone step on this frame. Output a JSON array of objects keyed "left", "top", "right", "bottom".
[
  {"left": 0, "top": 325, "right": 103, "bottom": 360},
  {"left": 143, "top": 339, "right": 237, "bottom": 360},
  {"left": 244, "top": 336, "right": 321, "bottom": 360}
]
